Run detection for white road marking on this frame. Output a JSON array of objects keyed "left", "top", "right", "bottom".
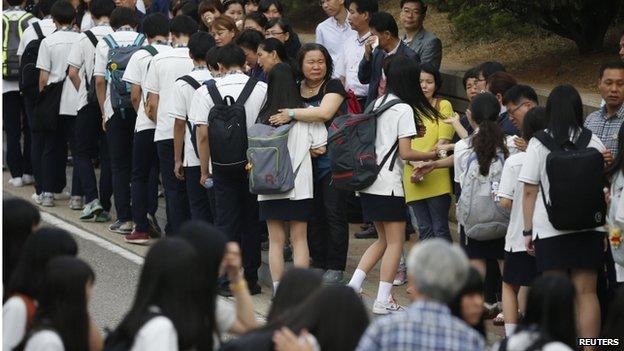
[{"left": 40, "top": 212, "right": 144, "bottom": 265}]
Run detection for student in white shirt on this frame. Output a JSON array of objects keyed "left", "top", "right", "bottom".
[
  {"left": 67, "top": 0, "right": 115, "bottom": 222},
  {"left": 520, "top": 85, "right": 607, "bottom": 344},
  {"left": 35, "top": 0, "right": 82, "bottom": 208},
  {"left": 497, "top": 107, "right": 546, "bottom": 337},
  {"left": 17, "top": 0, "right": 57, "bottom": 200},
  {"left": 144, "top": 15, "right": 197, "bottom": 235},
  {"left": 346, "top": 56, "right": 443, "bottom": 315},
  {"left": 23, "top": 257, "right": 101, "bottom": 351},
  {"left": 335, "top": 0, "right": 376, "bottom": 112},
  {"left": 316, "top": 0, "right": 355, "bottom": 78},
  {"left": 170, "top": 32, "right": 216, "bottom": 224},
  {"left": 255, "top": 63, "right": 327, "bottom": 293},
  {"left": 108, "top": 238, "right": 210, "bottom": 351},
  {"left": 93, "top": 7, "right": 142, "bottom": 235},
  {"left": 3, "top": 228, "right": 78, "bottom": 350},
  {"left": 189, "top": 44, "right": 268, "bottom": 295},
  {"left": 3, "top": 0, "right": 38, "bottom": 189},
  {"left": 606, "top": 124, "right": 624, "bottom": 288},
  {"left": 121, "top": 12, "right": 172, "bottom": 245}
]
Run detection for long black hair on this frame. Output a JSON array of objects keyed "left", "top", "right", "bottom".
[
  {"left": 26, "top": 256, "right": 94, "bottom": 351},
  {"left": 258, "top": 38, "right": 289, "bottom": 64},
  {"left": 522, "top": 106, "right": 548, "bottom": 141},
  {"left": 7, "top": 228, "right": 78, "bottom": 301},
  {"left": 3, "top": 198, "right": 40, "bottom": 301},
  {"left": 606, "top": 121, "right": 624, "bottom": 179},
  {"left": 266, "top": 268, "right": 323, "bottom": 323},
  {"left": 385, "top": 55, "right": 440, "bottom": 123},
  {"left": 114, "top": 238, "right": 207, "bottom": 350},
  {"left": 448, "top": 267, "right": 486, "bottom": 337},
  {"left": 469, "top": 92, "right": 509, "bottom": 176},
  {"left": 258, "top": 62, "right": 303, "bottom": 124},
  {"left": 296, "top": 43, "right": 333, "bottom": 83},
  {"left": 514, "top": 275, "right": 577, "bottom": 350},
  {"left": 178, "top": 221, "right": 227, "bottom": 350},
  {"left": 546, "top": 84, "right": 584, "bottom": 146}
]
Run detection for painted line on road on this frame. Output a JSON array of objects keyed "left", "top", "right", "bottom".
[{"left": 41, "top": 212, "right": 144, "bottom": 265}]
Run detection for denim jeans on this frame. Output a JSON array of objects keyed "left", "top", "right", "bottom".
[{"left": 408, "top": 194, "right": 452, "bottom": 242}]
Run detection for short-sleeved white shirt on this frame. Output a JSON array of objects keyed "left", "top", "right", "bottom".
[
  {"left": 143, "top": 47, "right": 194, "bottom": 141},
  {"left": 24, "top": 330, "right": 64, "bottom": 351},
  {"left": 335, "top": 31, "right": 370, "bottom": 97},
  {"left": 17, "top": 17, "right": 55, "bottom": 56},
  {"left": 130, "top": 316, "right": 178, "bottom": 351},
  {"left": 123, "top": 43, "right": 173, "bottom": 132},
  {"left": 3, "top": 8, "right": 38, "bottom": 93},
  {"left": 93, "top": 30, "right": 144, "bottom": 120},
  {"left": 67, "top": 24, "right": 114, "bottom": 110},
  {"left": 169, "top": 68, "right": 213, "bottom": 167},
  {"left": 258, "top": 121, "right": 327, "bottom": 202},
  {"left": 36, "top": 29, "right": 82, "bottom": 116},
  {"left": 518, "top": 131, "right": 607, "bottom": 239},
  {"left": 188, "top": 73, "right": 268, "bottom": 129},
  {"left": 3, "top": 296, "right": 28, "bottom": 350},
  {"left": 315, "top": 13, "right": 355, "bottom": 78},
  {"left": 80, "top": 11, "right": 94, "bottom": 31},
  {"left": 498, "top": 152, "right": 527, "bottom": 252},
  {"left": 360, "top": 95, "right": 417, "bottom": 197}
]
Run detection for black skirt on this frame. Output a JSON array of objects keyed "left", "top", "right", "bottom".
[
  {"left": 360, "top": 193, "right": 406, "bottom": 222},
  {"left": 259, "top": 199, "right": 312, "bottom": 221},
  {"left": 503, "top": 251, "right": 539, "bottom": 286},
  {"left": 534, "top": 231, "right": 605, "bottom": 272},
  {"left": 459, "top": 226, "right": 505, "bottom": 260}
]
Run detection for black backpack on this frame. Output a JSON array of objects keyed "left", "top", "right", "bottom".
[
  {"left": 327, "top": 94, "right": 403, "bottom": 191},
  {"left": 19, "top": 21, "right": 45, "bottom": 99},
  {"left": 83, "top": 30, "right": 99, "bottom": 105},
  {"left": 176, "top": 75, "right": 202, "bottom": 158},
  {"left": 205, "top": 77, "right": 258, "bottom": 171},
  {"left": 534, "top": 128, "right": 606, "bottom": 230}
]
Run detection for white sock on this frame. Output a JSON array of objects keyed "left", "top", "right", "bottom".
[
  {"left": 272, "top": 281, "right": 280, "bottom": 295},
  {"left": 504, "top": 323, "right": 516, "bottom": 336},
  {"left": 347, "top": 269, "right": 366, "bottom": 292},
  {"left": 376, "top": 281, "right": 393, "bottom": 303}
]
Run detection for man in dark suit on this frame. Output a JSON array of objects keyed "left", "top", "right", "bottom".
[
  {"left": 358, "top": 11, "right": 420, "bottom": 108},
  {"left": 400, "top": 0, "right": 441, "bottom": 70}
]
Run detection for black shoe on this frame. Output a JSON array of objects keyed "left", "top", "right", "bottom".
[
  {"left": 355, "top": 225, "right": 378, "bottom": 239},
  {"left": 248, "top": 282, "right": 262, "bottom": 295}
]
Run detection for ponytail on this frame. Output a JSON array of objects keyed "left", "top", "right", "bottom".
[{"left": 471, "top": 119, "right": 509, "bottom": 176}]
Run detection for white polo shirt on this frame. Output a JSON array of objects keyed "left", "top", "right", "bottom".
[
  {"left": 188, "top": 72, "right": 268, "bottom": 129},
  {"left": 17, "top": 17, "right": 55, "bottom": 56},
  {"left": 67, "top": 23, "right": 114, "bottom": 110},
  {"left": 518, "top": 130, "right": 606, "bottom": 239},
  {"left": 360, "top": 95, "right": 417, "bottom": 197},
  {"left": 36, "top": 28, "right": 82, "bottom": 116},
  {"left": 498, "top": 152, "right": 527, "bottom": 252},
  {"left": 144, "top": 47, "right": 194, "bottom": 141},
  {"left": 123, "top": 43, "right": 173, "bottom": 132},
  {"left": 3, "top": 8, "right": 38, "bottom": 93},
  {"left": 315, "top": 11, "right": 355, "bottom": 78},
  {"left": 169, "top": 68, "right": 213, "bottom": 167},
  {"left": 335, "top": 31, "right": 370, "bottom": 98},
  {"left": 93, "top": 29, "right": 144, "bottom": 120}
]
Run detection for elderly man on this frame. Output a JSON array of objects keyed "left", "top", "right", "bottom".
[{"left": 356, "top": 239, "right": 485, "bottom": 351}]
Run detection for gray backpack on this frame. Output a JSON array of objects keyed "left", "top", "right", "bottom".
[
  {"left": 456, "top": 149, "right": 510, "bottom": 241},
  {"left": 246, "top": 123, "right": 295, "bottom": 195},
  {"left": 103, "top": 33, "right": 146, "bottom": 114}
]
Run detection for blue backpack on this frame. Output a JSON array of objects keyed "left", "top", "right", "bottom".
[{"left": 103, "top": 34, "right": 146, "bottom": 115}]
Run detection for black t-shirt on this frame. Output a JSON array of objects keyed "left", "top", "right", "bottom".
[{"left": 300, "top": 78, "right": 347, "bottom": 112}]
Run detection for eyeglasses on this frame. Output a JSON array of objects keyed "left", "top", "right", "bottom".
[
  {"left": 265, "top": 30, "right": 285, "bottom": 36},
  {"left": 401, "top": 8, "right": 422, "bottom": 16},
  {"left": 508, "top": 101, "right": 530, "bottom": 116}
]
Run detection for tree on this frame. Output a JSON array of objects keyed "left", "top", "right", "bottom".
[{"left": 433, "top": 0, "right": 624, "bottom": 54}]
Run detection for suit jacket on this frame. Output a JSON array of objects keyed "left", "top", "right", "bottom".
[
  {"left": 358, "top": 41, "right": 420, "bottom": 108},
  {"left": 405, "top": 28, "right": 442, "bottom": 70}
]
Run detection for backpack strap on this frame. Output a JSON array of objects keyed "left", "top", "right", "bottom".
[
  {"left": 533, "top": 130, "right": 559, "bottom": 152},
  {"left": 32, "top": 21, "right": 43, "bottom": 40},
  {"left": 133, "top": 33, "right": 146, "bottom": 46},
  {"left": 84, "top": 30, "right": 98, "bottom": 47},
  {"left": 378, "top": 140, "right": 399, "bottom": 173},
  {"left": 140, "top": 44, "right": 158, "bottom": 56},
  {"left": 363, "top": 94, "right": 388, "bottom": 114},
  {"left": 177, "top": 75, "right": 201, "bottom": 90},
  {"left": 204, "top": 79, "right": 224, "bottom": 105},
  {"left": 235, "top": 77, "right": 259, "bottom": 105},
  {"left": 18, "top": 13, "right": 34, "bottom": 33},
  {"left": 102, "top": 34, "right": 118, "bottom": 49},
  {"left": 574, "top": 128, "right": 592, "bottom": 149}
]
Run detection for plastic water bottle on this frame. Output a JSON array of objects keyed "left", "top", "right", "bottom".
[{"left": 203, "top": 178, "right": 214, "bottom": 189}]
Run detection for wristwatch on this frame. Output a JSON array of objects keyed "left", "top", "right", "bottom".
[
  {"left": 288, "top": 109, "right": 295, "bottom": 121},
  {"left": 523, "top": 229, "right": 533, "bottom": 237}
]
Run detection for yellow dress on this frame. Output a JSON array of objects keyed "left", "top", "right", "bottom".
[{"left": 403, "top": 99, "right": 455, "bottom": 203}]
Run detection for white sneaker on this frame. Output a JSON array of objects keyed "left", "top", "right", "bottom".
[
  {"left": 8, "top": 177, "right": 23, "bottom": 187},
  {"left": 42, "top": 192, "right": 55, "bottom": 207},
  {"left": 69, "top": 196, "right": 84, "bottom": 210},
  {"left": 31, "top": 193, "right": 43, "bottom": 205},
  {"left": 372, "top": 295, "right": 405, "bottom": 315},
  {"left": 21, "top": 174, "right": 34, "bottom": 185},
  {"left": 53, "top": 192, "right": 71, "bottom": 200}
]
